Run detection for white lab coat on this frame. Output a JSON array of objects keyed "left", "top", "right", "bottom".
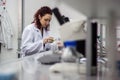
[
  {"left": 0, "top": 8, "right": 13, "bottom": 49},
  {"left": 21, "top": 23, "right": 57, "bottom": 56}
]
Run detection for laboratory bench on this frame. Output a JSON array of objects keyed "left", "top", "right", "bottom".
[{"left": 0, "top": 51, "right": 107, "bottom": 80}]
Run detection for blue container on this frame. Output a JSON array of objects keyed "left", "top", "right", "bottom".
[
  {"left": 64, "top": 40, "right": 76, "bottom": 47},
  {"left": 0, "top": 73, "right": 16, "bottom": 80}
]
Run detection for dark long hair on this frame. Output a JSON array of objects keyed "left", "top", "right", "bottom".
[{"left": 32, "top": 6, "right": 52, "bottom": 31}]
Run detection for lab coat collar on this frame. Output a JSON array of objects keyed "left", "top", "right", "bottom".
[
  {"left": 32, "top": 23, "right": 47, "bottom": 38},
  {"left": 32, "top": 23, "right": 46, "bottom": 33},
  {"left": 32, "top": 23, "right": 40, "bottom": 32}
]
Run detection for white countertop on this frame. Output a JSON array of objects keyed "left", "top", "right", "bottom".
[{"left": 0, "top": 51, "right": 106, "bottom": 80}]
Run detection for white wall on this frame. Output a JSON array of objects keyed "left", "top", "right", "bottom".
[{"left": 63, "top": 0, "right": 120, "bottom": 18}]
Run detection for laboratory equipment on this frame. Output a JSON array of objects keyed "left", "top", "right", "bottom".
[
  {"left": 35, "top": 51, "right": 61, "bottom": 64},
  {"left": 52, "top": 7, "right": 69, "bottom": 25},
  {"left": 62, "top": 41, "right": 77, "bottom": 62}
]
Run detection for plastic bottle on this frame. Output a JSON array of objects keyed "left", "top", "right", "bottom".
[{"left": 61, "top": 41, "right": 78, "bottom": 62}]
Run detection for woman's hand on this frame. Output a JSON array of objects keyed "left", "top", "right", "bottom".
[
  {"left": 47, "top": 37, "right": 54, "bottom": 43},
  {"left": 43, "top": 38, "right": 48, "bottom": 44},
  {"left": 43, "top": 37, "right": 54, "bottom": 44}
]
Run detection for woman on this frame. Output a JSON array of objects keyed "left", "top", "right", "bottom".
[{"left": 21, "top": 6, "right": 61, "bottom": 56}]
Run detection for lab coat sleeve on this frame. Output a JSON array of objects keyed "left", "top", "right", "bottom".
[{"left": 21, "top": 28, "right": 44, "bottom": 56}]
